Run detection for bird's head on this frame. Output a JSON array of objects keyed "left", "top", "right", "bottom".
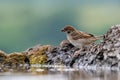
[{"left": 61, "top": 25, "right": 75, "bottom": 34}]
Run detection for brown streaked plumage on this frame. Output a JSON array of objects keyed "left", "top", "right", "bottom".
[
  {"left": 71, "top": 31, "right": 95, "bottom": 40},
  {"left": 61, "top": 25, "right": 102, "bottom": 49}
]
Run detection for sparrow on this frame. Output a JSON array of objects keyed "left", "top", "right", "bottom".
[{"left": 61, "top": 25, "right": 102, "bottom": 52}]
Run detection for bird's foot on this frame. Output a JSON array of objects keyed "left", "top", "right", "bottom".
[{"left": 73, "top": 50, "right": 81, "bottom": 57}]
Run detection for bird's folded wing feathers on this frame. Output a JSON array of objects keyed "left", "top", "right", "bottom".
[{"left": 72, "top": 31, "right": 95, "bottom": 40}]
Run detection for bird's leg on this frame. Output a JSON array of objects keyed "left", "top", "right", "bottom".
[
  {"left": 73, "top": 50, "right": 81, "bottom": 57},
  {"left": 73, "top": 45, "right": 91, "bottom": 57},
  {"left": 73, "top": 47, "right": 83, "bottom": 57},
  {"left": 84, "top": 46, "right": 90, "bottom": 51},
  {"left": 86, "top": 43, "right": 94, "bottom": 51}
]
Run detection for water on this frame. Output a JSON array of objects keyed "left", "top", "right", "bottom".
[{"left": 0, "top": 68, "right": 119, "bottom": 80}]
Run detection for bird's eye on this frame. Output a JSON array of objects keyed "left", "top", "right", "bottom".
[{"left": 67, "top": 31, "right": 71, "bottom": 34}]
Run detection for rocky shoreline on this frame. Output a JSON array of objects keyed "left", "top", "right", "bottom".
[{"left": 0, "top": 25, "right": 120, "bottom": 72}]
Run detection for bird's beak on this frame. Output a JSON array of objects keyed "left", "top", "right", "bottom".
[{"left": 61, "top": 29, "right": 65, "bottom": 32}]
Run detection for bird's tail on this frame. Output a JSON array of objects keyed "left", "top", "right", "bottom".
[{"left": 95, "top": 35, "right": 103, "bottom": 40}]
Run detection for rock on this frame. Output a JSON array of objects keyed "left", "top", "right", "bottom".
[
  {"left": 45, "top": 25, "right": 120, "bottom": 69},
  {"left": 26, "top": 45, "right": 53, "bottom": 65},
  {"left": 0, "top": 50, "right": 7, "bottom": 63},
  {"left": 0, "top": 50, "right": 7, "bottom": 72},
  {"left": 70, "top": 25, "right": 120, "bottom": 68},
  {"left": 46, "top": 40, "right": 78, "bottom": 66},
  {"left": 3, "top": 52, "right": 29, "bottom": 72}
]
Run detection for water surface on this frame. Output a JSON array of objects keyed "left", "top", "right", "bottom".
[{"left": 0, "top": 68, "right": 119, "bottom": 80}]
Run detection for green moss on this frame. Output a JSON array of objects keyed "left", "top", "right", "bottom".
[
  {"left": 29, "top": 45, "right": 50, "bottom": 64},
  {"left": 30, "top": 54, "right": 47, "bottom": 64}
]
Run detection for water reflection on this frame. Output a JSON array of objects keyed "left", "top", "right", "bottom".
[
  {"left": 0, "top": 68, "right": 119, "bottom": 80},
  {"left": 63, "top": 69, "right": 118, "bottom": 80}
]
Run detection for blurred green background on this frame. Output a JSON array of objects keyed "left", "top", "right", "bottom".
[{"left": 0, "top": 0, "right": 120, "bottom": 53}]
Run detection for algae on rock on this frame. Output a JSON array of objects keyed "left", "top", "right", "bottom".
[{"left": 27, "top": 45, "right": 53, "bottom": 64}]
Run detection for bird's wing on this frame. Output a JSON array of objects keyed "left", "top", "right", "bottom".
[
  {"left": 80, "top": 31, "right": 95, "bottom": 38},
  {"left": 72, "top": 31, "right": 95, "bottom": 40}
]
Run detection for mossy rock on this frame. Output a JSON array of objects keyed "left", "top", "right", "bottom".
[
  {"left": 3, "top": 52, "right": 29, "bottom": 72},
  {"left": 7, "top": 52, "right": 26, "bottom": 64},
  {"left": 30, "top": 54, "right": 47, "bottom": 64},
  {"left": 28, "top": 45, "right": 51, "bottom": 64}
]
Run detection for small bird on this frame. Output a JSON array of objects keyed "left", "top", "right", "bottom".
[{"left": 61, "top": 25, "right": 102, "bottom": 53}]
